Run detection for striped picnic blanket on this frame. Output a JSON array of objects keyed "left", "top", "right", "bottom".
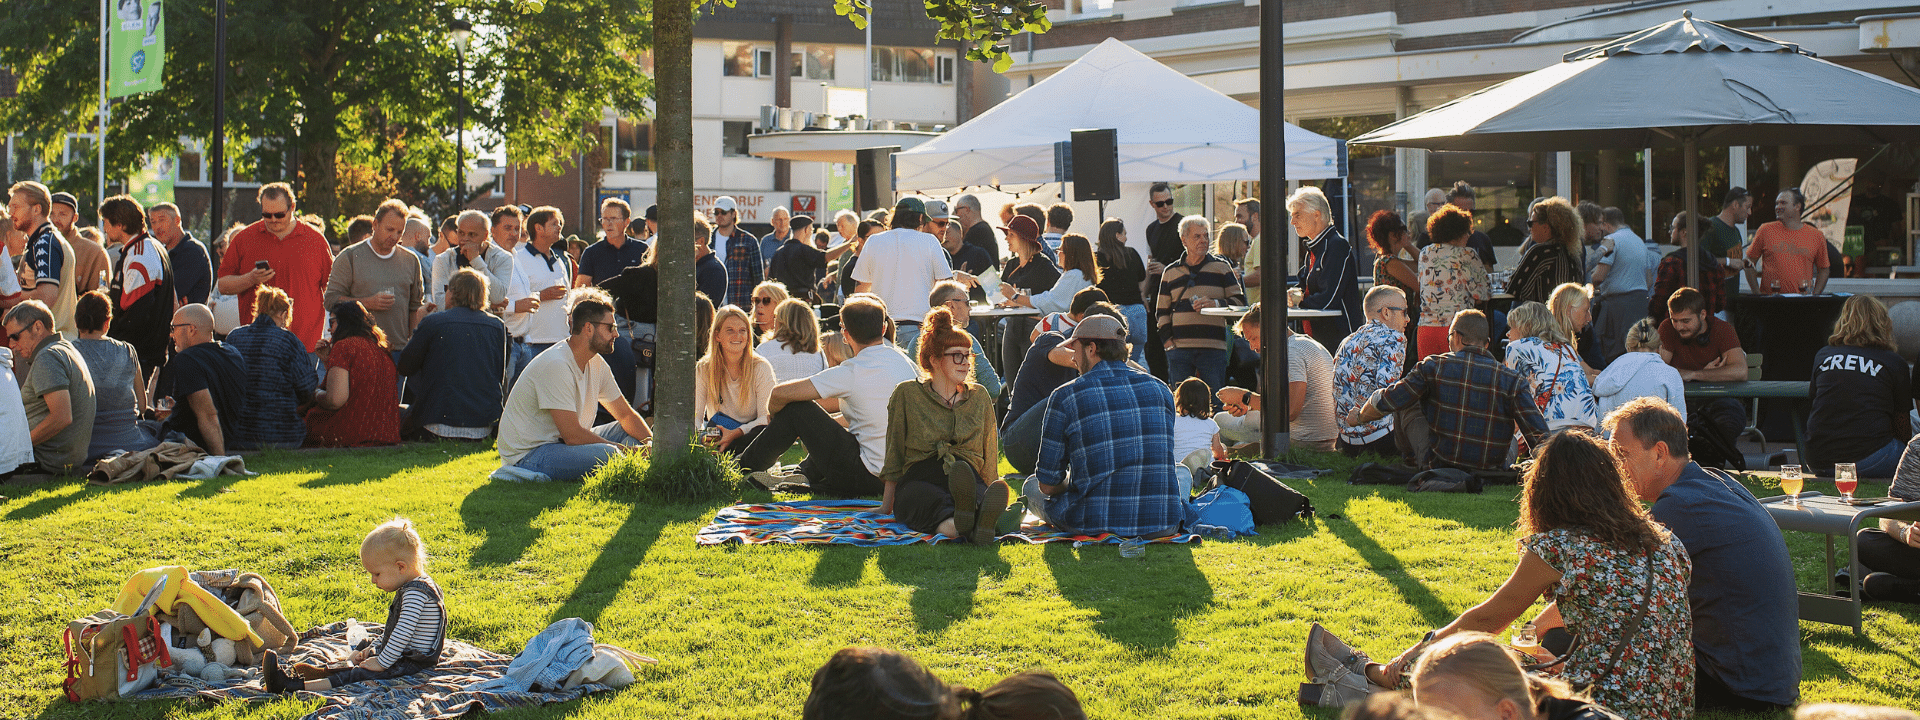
[
  {"left": 129, "top": 621, "right": 608, "bottom": 720},
  {"left": 695, "top": 499, "right": 1200, "bottom": 546}
]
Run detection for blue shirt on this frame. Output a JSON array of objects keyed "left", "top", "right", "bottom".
[
  {"left": 1650, "top": 463, "right": 1801, "bottom": 706},
  {"left": 577, "top": 237, "right": 649, "bottom": 287},
  {"left": 224, "top": 315, "right": 319, "bottom": 446},
  {"left": 168, "top": 234, "right": 213, "bottom": 305},
  {"left": 1035, "top": 359, "right": 1185, "bottom": 536},
  {"left": 696, "top": 253, "right": 728, "bottom": 306}
]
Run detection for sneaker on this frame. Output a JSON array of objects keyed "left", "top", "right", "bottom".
[
  {"left": 748, "top": 468, "right": 802, "bottom": 492},
  {"left": 971, "top": 480, "right": 1011, "bottom": 544},
  {"left": 948, "top": 463, "right": 979, "bottom": 538},
  {"left": 1303, "top": 623, "right": 1384, "bottom": 707},
  {"left": 1861, "top": 572, "right": 1920, "bottom": 604}
]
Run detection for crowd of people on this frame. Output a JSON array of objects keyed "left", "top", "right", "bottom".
[{"left": 6, "top": 174, "right": 1920, "bottom": 716}]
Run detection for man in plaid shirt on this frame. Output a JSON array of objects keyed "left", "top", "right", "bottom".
[
  {"left": 1022, "top": 315, "right": 1185, "bottom": 537},
  {"left": 1347, "top": 309, "right": 1546, "bottom": 471},
  {"left": 710, "top": 196, "right": 762, "bottom": 308}
]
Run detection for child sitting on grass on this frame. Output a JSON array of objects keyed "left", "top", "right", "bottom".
[
  {"left": 263, "top": 517, "right": 446, "bottom": 693},
  {"left": 1171, "top": 378, "right": 1225, "bottom": 491}
]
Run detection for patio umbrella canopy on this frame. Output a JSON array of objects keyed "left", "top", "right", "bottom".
[{"left": 1352, "top": 11, "right": 1920, "bottom": 283}]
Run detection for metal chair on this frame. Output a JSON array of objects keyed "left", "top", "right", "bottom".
[{"left": 1740, "top": 352, "right": 1766, "bottom": 445}]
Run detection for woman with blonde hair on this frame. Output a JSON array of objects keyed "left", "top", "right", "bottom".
[
  {"left": 757, "top": 297, "right": 827, "bottom": 383},
  {"left": 1503, "top": 301, "right": 1598, "bottom": 432},
  {"left": 1592, "top": 317, "right": 1685, "bottom": 428},
  {"left": 1215, "top": 222, "right": 1252, "bottom": 278},
  {"left": 1307, "top": 432, "right": 1693, "bottom": 719},
  {"left": 879, "top": 305, "right": 1007, "bottom": 542},
  {"left": 696, "top": 305, "right": 774, "bottom": 454},
  {"left": 1547, "top": 283, "right": 1597, "bottom": 375},
  {"left": 750, "top": 281, "right": 790, "bottom": 338},
  {"left": 1411, "top": 632, "right": 1626, "bottom": 720},
  {"left": 1510, "top": 198, "right": 1585, "bottom": 304},
  {"left": 1808, "top": 294, "right": 1911, "bottom": 477},
  {"left": 1003, "top": 232, "right": 1099, "bottom": 316}
]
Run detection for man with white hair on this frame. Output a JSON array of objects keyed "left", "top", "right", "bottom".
[
  {"left": 1155, "top": 213, "right": 1245, "bottom": 394},
  {"left": 952, "top": 193, "right": 997, "bottom": 262},
  {"left": 1288, "top": 186, "right": 1363, "bottom": 345},
  {"left": 430, "top": 210, "right": 518, "bottom": 314},
  {"left": 1410, "top": 187, "right": 1446, "bottom": 246}
]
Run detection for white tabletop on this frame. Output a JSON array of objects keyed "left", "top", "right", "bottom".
[
  {"left": 1200, "top": 306, "right": 1343, "bottom": 319},
  {"left": 972, "top": 304, "right": 1039, "bottom": 318}
]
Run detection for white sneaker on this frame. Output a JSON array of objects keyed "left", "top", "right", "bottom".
[{"left": 748, "top": 467, "right": 803, "bottom": 492}]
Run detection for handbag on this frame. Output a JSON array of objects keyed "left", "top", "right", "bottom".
[
  {"left": 1210, "top": 460, "right": 1314, "bottom": 526},
  {"left": 62, "top": 609, "right": 173, "bottom": 701},
  {"left": 631, "top": 331, "right": 656, "bottom": 369}
]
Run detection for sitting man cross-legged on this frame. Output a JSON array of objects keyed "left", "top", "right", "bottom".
[
  {"left": 1333, "top": 286, "right": 1410, "bottom": 458},
  {"left": 738, "top": 295, "right": 920, "bottom": 496},
  {"left": 1347, "top": 309, "right": 1546, "bottom": 472},
  {"left": 1605, "top": 397, "right": 1801, "bottom": 712},
  {"left": 495, "top": 289, "right": 652, "bottom": 481},
  {"left": 1023, "top": 315, "right": 1185, "bottom": 538}
]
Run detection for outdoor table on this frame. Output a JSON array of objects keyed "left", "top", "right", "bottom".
[
  {"left": 1754, "top": 492, "right": 1920, "bottom": 633},
  {"left": 1199, "top": 306, "right": 1343, "bottom": 319},
  {"left": 972, "top": 305, "right": 1038, "bottom": 376},
  {"left": 1729, "top": 293, "right": 1847, "bottom": 439},
  {"left": 1682, "top": 380, "right": 1810, "bottom": 461}
]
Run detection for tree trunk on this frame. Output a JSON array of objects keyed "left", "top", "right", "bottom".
[
  {"left": 298, "top": 98, "right": 343, "bottom": 220},
  {"left": 651, "top": 0, "right": 696, "bottom": 461}
]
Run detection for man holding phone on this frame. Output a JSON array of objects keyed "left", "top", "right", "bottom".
[{"left": 217, "top": 182, "right": 334, "bottom": 352}]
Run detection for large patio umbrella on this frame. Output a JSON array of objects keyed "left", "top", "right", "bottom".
[{"left": 1352, "top": 11, "right": 1920, "bottom": 285}]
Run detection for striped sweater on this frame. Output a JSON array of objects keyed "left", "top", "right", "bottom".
[{"left": 1154, "top": 253, "right": 1246, "bottom": 351}]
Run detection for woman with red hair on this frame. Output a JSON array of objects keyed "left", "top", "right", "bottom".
[{"left": 879, "top": 305, "right": 1009, "bottom": 542}]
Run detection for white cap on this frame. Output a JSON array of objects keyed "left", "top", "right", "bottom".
[
  {"left": 713, "top": 196, "right": 739, "bottom": 213},
  {"left": 923, "top": 199, "right": 951, "bottom": 220}
]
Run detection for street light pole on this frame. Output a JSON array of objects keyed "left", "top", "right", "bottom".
[
  {"left": 451, "top": 19, "right": 472, "bottom": 209},
  {"left": 211, "top": 0, "right": 226, "bottom": 236}
]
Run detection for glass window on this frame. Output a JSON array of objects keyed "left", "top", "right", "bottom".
[
  {"left": 870, "top": 47, "right": 896, "bottom": 83},
  {"left": 1428, "top": 151, "right": 1543, "bottom": 250},
  {"left": 594, "top": 125, "right": 615, "bottom": 170},
  {"left": 897, "top": 48, "right": 935, "bottom": 83},
  {"left": 614, "top": 121, "right": 652, "bottom": 172},
  {"left": 722, "top": 121, "right": 752, "bottom": 158},
  {"left": 722, "top": 42, "right": 755, "bottom": 77},
  {"left": 804, "top": 46, "right": 834, "bottom": 80},
  {"left": 178, "top": 145, "right": 202, "bottom": 182}
]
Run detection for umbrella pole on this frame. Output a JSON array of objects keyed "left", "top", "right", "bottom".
[
  {"left": 1259, "top": 0, "right": 1290, "bottom": 457},
  {"left": 1685, "top": 132, "right": 1700, "bottom": 290}
]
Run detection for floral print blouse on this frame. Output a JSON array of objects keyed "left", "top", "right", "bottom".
[
  {"left": 1523, "top": 529, "right": 1695, "bottom": 720},
  {"left": 1504, "top": 337, "right": 1599, "bottom": 430},
  {"left": 1419, "top": 243, "right": 1488, "bottom": 328}
]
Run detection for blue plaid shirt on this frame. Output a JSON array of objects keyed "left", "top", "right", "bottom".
[
  {"left": 1371, "top": 345, "right": 1546, "bottom": 471},
  {"left": 224, "top": 314, "right": 320, "bottom": 446},
  {"left": 715, "top": 228, "right": 762, "bottom": 308},
  {"left": 1035, "top": 360, "right": 1185, "bottom": 536}
]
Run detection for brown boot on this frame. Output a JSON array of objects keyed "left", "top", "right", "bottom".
[{"left": 972, "top": 479, "right": 1011, "bottom": 544}]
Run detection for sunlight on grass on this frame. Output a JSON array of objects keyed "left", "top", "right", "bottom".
[{"left": 2, "top": 445, "right": 1916, "bottom": 719}]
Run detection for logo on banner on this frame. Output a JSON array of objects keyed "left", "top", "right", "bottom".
[{"left": 792, "top": 195, "right": 817, "bottom": 214}]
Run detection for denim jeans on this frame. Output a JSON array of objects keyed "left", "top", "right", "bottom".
[
  {"left": 894, "top": 323, "right": 922, "bottom": 357},
  {"left": 1855, "top": 438, "right": 1905, "bottom": 479},
  {"left": 1164, "top": 346, "right": 1227, "bottom": 399},
  {"left": 1001, "top": 401, "right": 1047, "bottom": 474},
  {"left": 506, "top": 339, "right": 534, "bottom": 393},
  {"left": 1120, "top": 303, "right": 1148, "bottom": 367},
  {"left": 513, "top": 422, "right": 645, "bottom": 481}
]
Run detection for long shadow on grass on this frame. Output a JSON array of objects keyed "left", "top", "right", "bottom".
[
  {"left": 461, "top": 479, "right": 582, "bottom": 566},
  {"left": 1039, "top": 541, "right": 1212, "bottom": 655},
  {"left": 1325, "top": 502, "right": 1455, "bottom": 629},
  {"left": 3, "top": 478, "right": 153, "bottom": 521},
  {"left": 1801, "top": 629, "right": 1920, "bottom": 701},
  {"left": 809, "top": 546, "right": 876, "bottom": 587},
  {"left": 547, "top": 502, "right": 710, "bottom": 625},
  {"left": 873, "top": 547, "right": 1014, "bottom": 635}
]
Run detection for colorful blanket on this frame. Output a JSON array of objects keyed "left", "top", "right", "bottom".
[
  {"left": 129, "top": 621, "right": 609, "bottom": 720},
  {"left": 696, "top": 499, "right": 1200, "bottom": 546}
]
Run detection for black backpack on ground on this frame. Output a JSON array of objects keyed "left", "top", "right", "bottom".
[{"left": 1211, "top": 460, "right": 1314, "bottom": 526}]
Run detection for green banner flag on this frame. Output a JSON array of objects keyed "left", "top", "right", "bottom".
[
  {"left": 128, "top": 156, "right": 174, "bottom": 207},
  {"left": 107, "top": 0, "right": 164, "bottom": 98}
]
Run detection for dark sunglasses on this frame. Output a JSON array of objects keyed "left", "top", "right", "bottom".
[
  {"left": 1151, "top": 199, "right": 1174, "bottom": 208},
  {"left": 4, "top": 329, "right": 21, "bottom": 342},
  {"left": 753, "top": 296, "right": 774, "bottom": 306},
  {"left": 262, "top": 210, "right": 291, "bottom": 220}
]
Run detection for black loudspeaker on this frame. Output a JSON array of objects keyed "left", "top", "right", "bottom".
[
  {"left": 1069, "top": 128, "right": 1119, "bottom": 201},
  {"left": 854, "top": 146, "right": 898, "bottom": 212}
]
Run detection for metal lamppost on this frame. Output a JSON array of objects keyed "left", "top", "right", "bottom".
[{"left": 451, "top": 19, "right": 472, "bottom": 207}]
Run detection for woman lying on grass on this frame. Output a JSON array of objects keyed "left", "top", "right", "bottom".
[{"left": 1308, "top": 430, "right": 1696, "bottom": 720}]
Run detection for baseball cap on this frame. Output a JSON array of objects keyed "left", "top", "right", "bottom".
[
  {"left": 50, "top": 192, "right": 78, "bottom": 210},
  {"left": 923, "top": 199, "right": 951, "bottom": 220},
  {"left": 713, "top": 196, "right": 739, "bottom": 213},
  {"left": 1067, "top": 315, "right": 1127, "bottom": 343},
  {"left": 999, "top": 215, "right": 1039, "bottom": 241},
  {"left": 894, "top": 196, "right": 926, "bottom": 216},
  {"left": 644, "top": 204, "right": 658, "bottom": 221}
]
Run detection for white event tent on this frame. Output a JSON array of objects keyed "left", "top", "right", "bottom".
[{"left": 893, "top": 38, "right": 1344, "bottom": 193}]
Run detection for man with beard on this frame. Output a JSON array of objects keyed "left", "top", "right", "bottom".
[{"left": 494, "top": 290, "right": 652, "bottom": 481}]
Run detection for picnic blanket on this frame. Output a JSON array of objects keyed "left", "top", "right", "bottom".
[
  {"left": 129, "top": 621, "right": 610, "bottom": 720},
  {"left": 696, "top": 499, "right": 1200, "bottom": 546}
]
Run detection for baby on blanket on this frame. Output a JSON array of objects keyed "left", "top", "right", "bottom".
[{"left": 262, "top": 517, "right": 447, "bottom": 693}]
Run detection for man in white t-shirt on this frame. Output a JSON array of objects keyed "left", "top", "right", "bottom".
[
  {"left": 516, "top": 206, "right": 575, "bottom": 354},
  {"left": 736, "top": 296, "right": 918, "bottom": 496},
  {"left": 496, "top": 290, "right": 651, "bottom": 481},
  {"left": 853, "top": 197, "right": 952, "bottom": 352}
]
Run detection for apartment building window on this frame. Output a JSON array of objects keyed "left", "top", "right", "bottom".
[
  {"left": 871, "top": 47, "right": 937, "bottom": 84},
  {"left": 792, "top": 45, "right": 835, "bottom": 81},
  {"left": 596, "top": 119, "right": 654, "bottom": 172},
  {"left": 178, "top": 144, "right": 201, "bottom": 182},
  {"left": 722, "top": 121, "right": 752, "bottom": 157},
  {"left": 723, "top": 42, "right": 755, "bottom": 77}
]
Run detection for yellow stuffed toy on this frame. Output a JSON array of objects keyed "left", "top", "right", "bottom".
[{"left": 112, "top": 566, "right": 264, "bottom": 648}]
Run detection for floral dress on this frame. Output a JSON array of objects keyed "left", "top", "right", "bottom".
[
  {"left": 1522, "top": 528, "right": 1694, "bottom": 720},
  {"left": 1505, "top": 337, "right": 1599, "bottom": 430},
  {"left": 1418, "top": 243, "right": 1488, "bottom": 328}
]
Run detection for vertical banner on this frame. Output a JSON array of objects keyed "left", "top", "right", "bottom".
[
  {"left": 108, "top": 0, "right": 164, "bottom": 98},
  {"left": 826, "top": 163, "right": 854, "bottom": 218},
  {"left": 128, "top": 156, "right": 174, "bottom": 206}
]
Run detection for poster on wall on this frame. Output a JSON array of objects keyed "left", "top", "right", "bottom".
[{"left": 108, "top": 0, "right": 164, "bottom": 98}]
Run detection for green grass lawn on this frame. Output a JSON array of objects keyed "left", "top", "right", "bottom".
[{"left": 2, "top": 443, "right": 1916, "bottom": 719}]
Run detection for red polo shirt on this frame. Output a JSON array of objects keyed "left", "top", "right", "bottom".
[{"left": 219, "top": 220, "right": 334, "bottom": 351}]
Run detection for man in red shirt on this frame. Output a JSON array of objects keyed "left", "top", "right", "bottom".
[
  {"left": 1744, "top": 188, "right": 1829, "bottom": 295},
  {"left": 1658, "top": 287, "right": 1750, "bottom": 468},
  {"left": 216, "top": 183, "right": 334, "bottom": 351}
]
